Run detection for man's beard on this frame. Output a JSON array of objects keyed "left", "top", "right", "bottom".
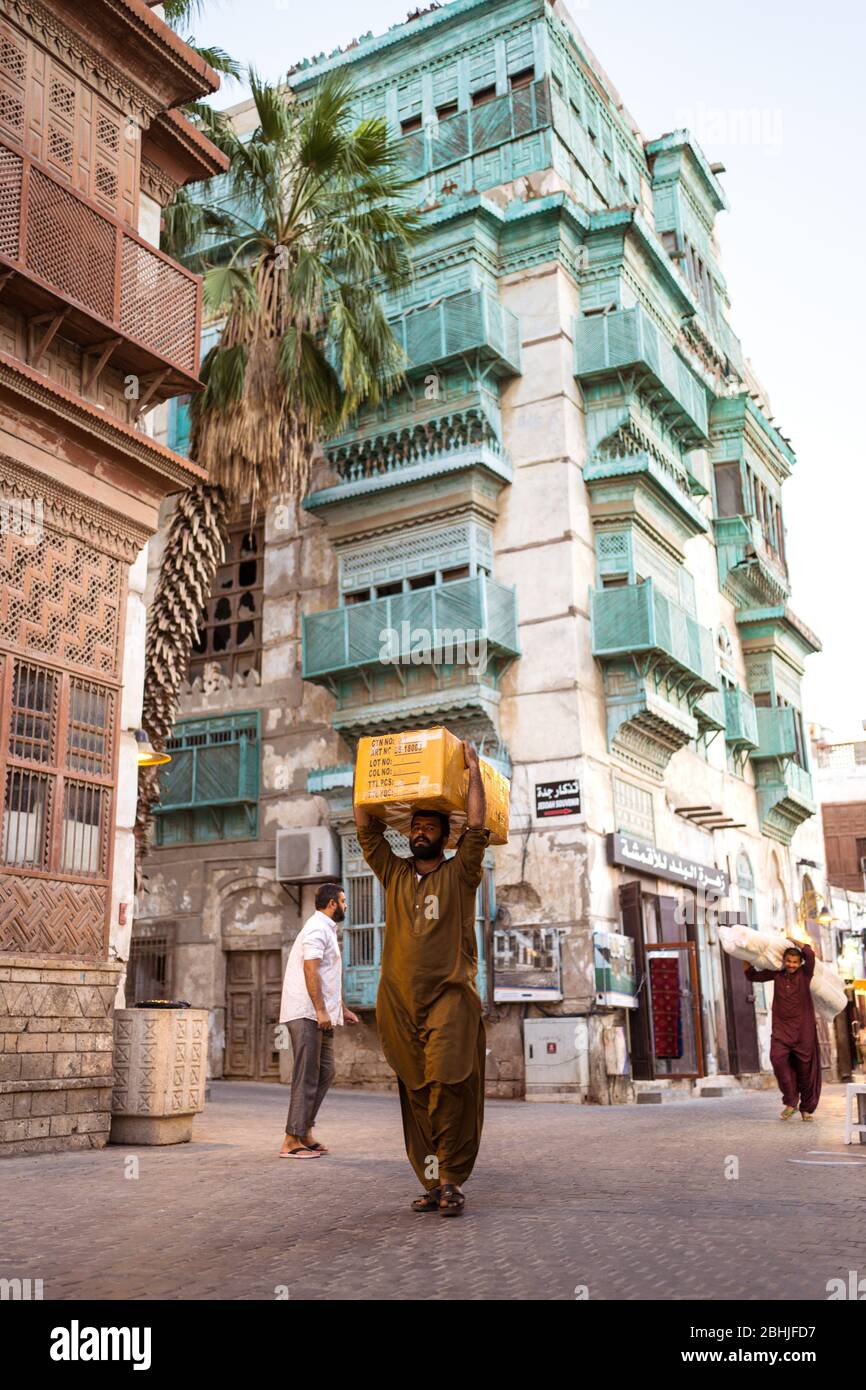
[
  {"left": 410, "top": 833, "right": 444, "bottom": 862},
  {"left": 333, "top": 906, "right": 346, "bottom": 923}
]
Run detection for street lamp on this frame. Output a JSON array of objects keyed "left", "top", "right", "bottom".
[{"left": 135, "top": 729, "right": 171, "bottom": 768}]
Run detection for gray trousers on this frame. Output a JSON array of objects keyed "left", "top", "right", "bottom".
[{"left": 286, "top": 1017, "right": 335, "bottom": 1136}]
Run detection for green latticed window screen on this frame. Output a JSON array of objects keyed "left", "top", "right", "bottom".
[{"left": 155, "top": 712, "right": 259, "bottom": 846}]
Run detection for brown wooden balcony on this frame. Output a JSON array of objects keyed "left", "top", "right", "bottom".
[{"left": 0, "top": 138, "right": 202, "bottom": 410}]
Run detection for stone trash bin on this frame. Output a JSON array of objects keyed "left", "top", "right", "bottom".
[{"left": 109, "top": 1006, "right": 209, "bottom": 1145}]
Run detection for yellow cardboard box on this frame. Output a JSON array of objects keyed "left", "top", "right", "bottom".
[{"left": 354, "top": 726, "right": 509, "bottom": 846}]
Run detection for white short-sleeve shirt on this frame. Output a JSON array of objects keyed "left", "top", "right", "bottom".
[{"left": 279, "top": 910, "right": 344, "bottom": 1027}]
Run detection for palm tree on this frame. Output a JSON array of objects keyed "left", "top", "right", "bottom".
[{"left": 137, "top": 70, "right": 418, "bottom": 859}]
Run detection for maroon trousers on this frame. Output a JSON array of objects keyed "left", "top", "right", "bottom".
[{"left": 770, "top": 1037, "right": 822, "bottom": 1113}]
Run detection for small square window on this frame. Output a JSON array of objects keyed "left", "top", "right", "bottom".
[
  {"left": 509, "top": 67, "right": 534, "bottom": 91},
  {"left": 471, "top": 84, "right": 497, "bottom": 108},
  {"left": 400, "top": 114, "right": 423, "bottom": 135}
]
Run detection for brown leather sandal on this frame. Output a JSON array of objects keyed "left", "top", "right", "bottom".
[
  {"left": 438, "top": 1183, "right": 465, "bottom": 1217},
  {"left": 411, "top": 1187, "right": 441, "bottom": 1212}
]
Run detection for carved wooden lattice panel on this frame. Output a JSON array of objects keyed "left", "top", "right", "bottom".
[
  {"left": 0, "top": 142, "right": 22, "bottom": 257},
  {"left": 0, "top": 516, "right": 123, "bottom": 956},
  {"left": 0, "top": 876, "right": 106, "bottom": 955},
  {"left": 120, "top": 236, "right": 198, "bottom": 371},
  {"left": 27, "top": 166, "right": 117, "bottom": 321},
  {"left": 0, "top": 524, "right": 123, "bottom": 678},
  {"left": 0, "top": 20, "right": 26, "bottom": 145}
]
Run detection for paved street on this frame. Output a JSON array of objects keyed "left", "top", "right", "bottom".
[{"left": 2, "top": 1082, "right": 865, "bottom": 1301}]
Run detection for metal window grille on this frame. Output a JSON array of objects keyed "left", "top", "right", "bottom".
[
  {"left": 127, "top": 926, "right": 174, "bottom": 1004},
  {"left": 0, "top": 655, "right": 114, "bottom": 878},
  {"left": 155, "top": 712, "right": 259, "bottom": 846}
]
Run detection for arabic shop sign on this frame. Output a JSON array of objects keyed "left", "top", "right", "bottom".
[
  {"left": 607, "top": 833, "right": 730, "bottom": 894},
  {"left": 535, "top": 779, "right": 582, "bottom": 818}
]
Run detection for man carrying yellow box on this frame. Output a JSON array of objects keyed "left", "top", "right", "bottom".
[{"left": 353, "top": 740, "right": 489, "bottom": 1218}]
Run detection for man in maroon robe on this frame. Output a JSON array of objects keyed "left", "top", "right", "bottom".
[{"left": 744, "top": 941, "right": 821, "bottom": 1120}]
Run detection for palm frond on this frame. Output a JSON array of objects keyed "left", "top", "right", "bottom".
[{"left": 186, "top": 42, "right": 242, "bottom": 81}]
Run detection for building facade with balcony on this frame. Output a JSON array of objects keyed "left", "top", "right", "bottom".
[
  {"left": 139, "top": 0, "right": 831, "bottom": 1099},
  {"left": 0, "top": 0, "right": 226, "bottom": 1153},
  {"left": 813, "top": 725, "right": 866, "bottom": 896}
]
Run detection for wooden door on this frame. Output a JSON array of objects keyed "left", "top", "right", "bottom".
[
  {"left": 225, "top": 950, "right": 283, "bottom": 1081},
  {"left": 620, "top": 882, "right": 652, "bottom": 1080},
  {"left": 720, "top": 911, "right": 761, "bottom": 1075},
  {"left": 259, "top": 951, "right": 283, "bottom": 1080},
  {"left": 645, "top": 943, "right": 705, "bottom": 1079},
  {"left": 722, "top": 951, "right": 761, "bottom": 1074}
]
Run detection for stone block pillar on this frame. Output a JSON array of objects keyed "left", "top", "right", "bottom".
[{"left": 109, "top": 1007, "right": 208, "bottom": 1144}]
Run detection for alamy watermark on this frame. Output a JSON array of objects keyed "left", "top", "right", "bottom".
[
  {"left": 0, "top": 494, "right": 43, "bottom": 544},
  {"left": 0, "top": 1276, "right": 43, "bottom": 1300},
  {"left": 378, "top": 625, "right": 488, "bottom": 675},
  {"left": 675, "top": 103, "right": 784, "bottom": 155}
]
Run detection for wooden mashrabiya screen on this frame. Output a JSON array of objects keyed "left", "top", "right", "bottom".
[{"left": 0, "top": 456, "right": 131, "bottom": 958}]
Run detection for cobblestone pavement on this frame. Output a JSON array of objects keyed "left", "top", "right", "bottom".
[{"left": 2, "top": 1082, "right": 865, "bottom": 1301}]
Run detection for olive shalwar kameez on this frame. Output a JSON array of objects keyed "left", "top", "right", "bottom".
[{"left": 357, "top": 822, "right": 489, "bottom": 1189}]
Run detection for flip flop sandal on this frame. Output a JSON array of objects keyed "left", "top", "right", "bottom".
[
  {"left": 438, "top": 1183, "right": 465, "bottom": 1217},
  {"left": 411, "top": 1187, "right": 441, "bottom": 1212},
  {"left": 305, "top": 1141, "right": 330, "bottom": 1153},
  {"left": 280, "top": 1146, "right": 322, "bottom": 1159}
]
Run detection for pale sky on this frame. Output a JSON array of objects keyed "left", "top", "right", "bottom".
[{"left": 188, "top": 0, "right": 866, "bottom": 740}]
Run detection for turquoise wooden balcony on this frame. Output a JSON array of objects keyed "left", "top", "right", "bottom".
[
  {"left": 392, "top": 290, "right": 521, "bottom": 379},
  {"left": 302, "top": 575, "right": 520, "bottom": 684},
  {"left": 753, "top": 760, "right": 815, "bottom": 845},
  {"left": 694, "top": 685, "right": 726, "bottom": 733},
  {"left": 714, "top": 514, "right": 789, "bottom": 607},
  {"left": 748, "top": 706, "right": 815, "bottom": 843},
  {"left": 590, "top": 580, "right": 717, "bottom": 694},
  {"left": 752, "top": 705, "right": 800, "bottom": 760},
  {"left": 724, "top": 688, "right": 759, "bottom": 750},
  {"left": 396, "top": 77, "right": 551, "bottom": 180},
  {"left": 574, "top": 306, "right": 709, "bottom": 445}
]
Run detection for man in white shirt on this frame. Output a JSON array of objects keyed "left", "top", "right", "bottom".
[{"left": 278, "top": 882, "right": 359, "bottom": 1159}]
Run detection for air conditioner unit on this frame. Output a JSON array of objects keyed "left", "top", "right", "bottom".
[{"left": 275, "top": 827, "right": 340, "bottom": 884}]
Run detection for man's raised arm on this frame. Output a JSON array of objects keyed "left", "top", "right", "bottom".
[
  {"left": 454, "top": 740, "right": 489, "bottom": 890},
  {"left": 464, "top": 740, "right": 486, "bottom": 829},
  {"left": 353, "top": 763, "right": 399, "bottom": 887}
]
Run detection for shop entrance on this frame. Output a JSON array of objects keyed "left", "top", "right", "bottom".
[
  {"left": 645, "top": 943, "right": 704, "bottom": 1078},
  {"left": 224, "top": 949, "right": 283, "bottom": 1080},
  {"left": 619, "top": 883, "right": 706, "bottom": 1081}
]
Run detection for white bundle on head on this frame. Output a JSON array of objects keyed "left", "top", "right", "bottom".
[{"left": 718, "top": 926, "right": 847, "bottom": 1021}]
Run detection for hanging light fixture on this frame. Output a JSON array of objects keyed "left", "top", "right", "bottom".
[{"left": 135, "top": 729, "right": 171, "bottom": 767}]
